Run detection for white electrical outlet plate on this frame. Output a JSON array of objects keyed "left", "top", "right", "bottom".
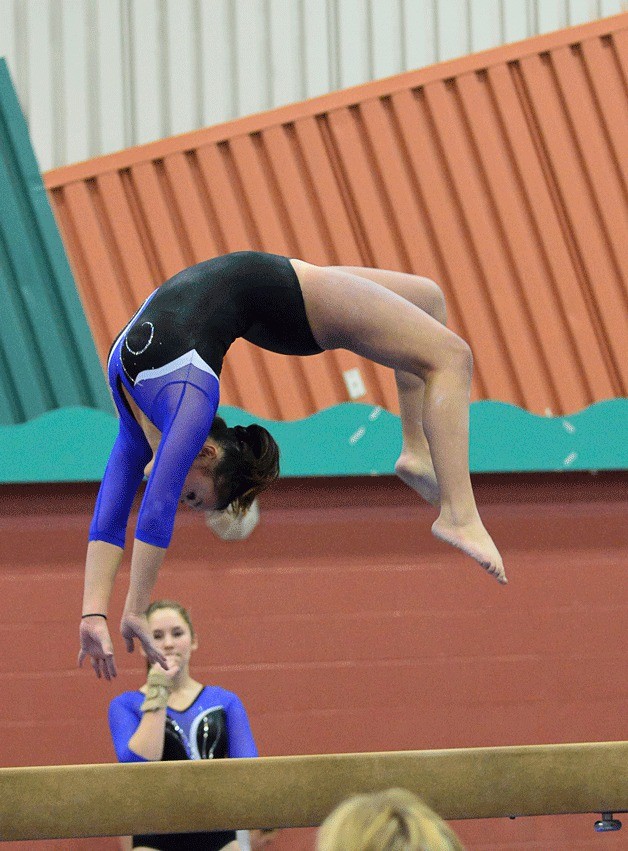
[{"left": 343, "top": 367, "right": 366, "bottom": 399}]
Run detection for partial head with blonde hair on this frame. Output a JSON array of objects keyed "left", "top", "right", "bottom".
[{"left": 317, "top": 788, "right": 464, "bottom": 851}]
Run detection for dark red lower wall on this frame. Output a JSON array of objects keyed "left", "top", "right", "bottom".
[{"left": 0, "top": 472, "right": 626, "bottom": 850}]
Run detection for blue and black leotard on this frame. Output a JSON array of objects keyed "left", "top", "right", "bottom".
[
  {"left": 89, "top": 252, "right": 322, "bottom": 550},
  {"left": 109, "top": 684, "right": 258, "bottom": 850}
]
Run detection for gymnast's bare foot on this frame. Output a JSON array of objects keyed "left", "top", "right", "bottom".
[
  {"left": 395, "top": 451, "right": 440, "bottom": 507},
  {"left": 431, "top": 514, "right": 507, "bottom": 584}
]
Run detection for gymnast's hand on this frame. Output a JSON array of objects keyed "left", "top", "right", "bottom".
[
  {"left": 78, "top": 616, "right": 117, "bottom": 680},
  {"left": 120, "top": 611, "right": 168, "bottom": 670}
]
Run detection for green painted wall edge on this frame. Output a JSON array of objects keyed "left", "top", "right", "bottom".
[
  {"left": 0, "top": 399, "right": 625, "bottom": 483},
  {"left": 0, "top": 59, "right": 113, "bottom": 423}
]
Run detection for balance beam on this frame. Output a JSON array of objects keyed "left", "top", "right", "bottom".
[{"left": 1, "top": 741, "right": 626, "bottom": 840}]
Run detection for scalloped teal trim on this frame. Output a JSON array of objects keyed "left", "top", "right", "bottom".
[
  {"left": 0, "top": 399, "right": 626, "bottom": 483},
  {"left": 220, "top": 399, "right": 628, "bottom": 476}
]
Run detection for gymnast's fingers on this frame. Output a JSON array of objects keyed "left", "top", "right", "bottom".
[
  {"left": 145, "top": 641, "right": 168, "bottom": 670},
  {"left": 105, "top": 653, "right": 117, "bottom": 679},
  {"left": 132, "top": 620, "right": 168, "bottom": 668}
]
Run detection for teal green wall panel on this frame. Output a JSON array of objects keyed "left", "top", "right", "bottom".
[
  {"left": 222, "top": 400, "right": 628, "bottom": 476},
  {"left": 1, "top": 400, "right": 625, "bottom": 484},
  {"left": 0, "top": 58, "right": 112, "bottom": 425},
  {"left": 0, "top": 408, "right": 118, "bottom": 482}
]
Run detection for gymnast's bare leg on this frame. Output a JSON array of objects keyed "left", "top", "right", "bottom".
[
  {"left": 292, "top": 260, "right": 506, "bottom": 584},
  {"left": 329, "top": 267, "right": 446, "bottom": 508}
]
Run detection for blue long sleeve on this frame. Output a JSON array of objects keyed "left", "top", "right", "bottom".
[
  {"left": 90, "top": 358, "right": 219, "bottom": 549},
  {"left": 89, "top": 390, "right": 152, "bottom": 549},
  {"left": 135, "top": 380, "right": 218, "bottom": 548},
  {"left": 224, "top": 693, "right": 258, "bottom": 758},
  {"left": 108, "top": 692, "right": 148, "bottom": 763}
]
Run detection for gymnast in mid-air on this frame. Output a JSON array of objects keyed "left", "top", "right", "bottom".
[{"left": 79, "top": 252, "right": 507, "bottom": 679}]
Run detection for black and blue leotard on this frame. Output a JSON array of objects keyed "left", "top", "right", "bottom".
[
  {"left": 109, "top": 684, "right": 258, "bottom": 763},
  {"left": 109, "top": 684, "right": 258, "bottom": 850},
  {"left": 89, "top": 252, "right": 321, "bottom": 550}
]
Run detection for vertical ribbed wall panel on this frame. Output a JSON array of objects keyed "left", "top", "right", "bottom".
[
  {"left": 45, "top": 15, "right": 628, "bottom": 418},
  {"left": 0, "top": 0, "right": 624, "bottom": 171},
  {"left": 0, "top": 59, "right": 112, "bottom": 425}
]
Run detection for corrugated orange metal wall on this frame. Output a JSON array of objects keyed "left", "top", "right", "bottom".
[{"left": 45, "top": 15, "right": 628, "bottom": 417}]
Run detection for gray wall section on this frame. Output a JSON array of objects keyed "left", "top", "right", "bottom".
[
  {"left": 0, "top": 0, "right": 623, "bottom": 171},
  {"left": 0, "top": 59, "right": 112, "bottom": 424}
]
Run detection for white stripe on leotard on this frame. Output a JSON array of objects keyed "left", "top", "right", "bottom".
[{"left": 135, "top": 348, "right": 219, "bottom": 385}]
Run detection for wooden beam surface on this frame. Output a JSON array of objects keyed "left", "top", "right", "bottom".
[{"left": 1, "top": 741, "right": 626, "bottom": 840}]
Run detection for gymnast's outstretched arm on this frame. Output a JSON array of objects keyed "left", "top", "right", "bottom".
[
  {"left": 80, "top": 371, "right": 218, "bottom": 679},
  {"left": 79, "top": 542, "right": 124, "bottom": 679},
  {"left": 118, "top": 381, "right": 219, "bottom": 646},
  {"left": 79, "top": 406, "right": 159, "bottom": 679},
  {"left": 119, "top": 540, "right": 168, "bottom": 661}
]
